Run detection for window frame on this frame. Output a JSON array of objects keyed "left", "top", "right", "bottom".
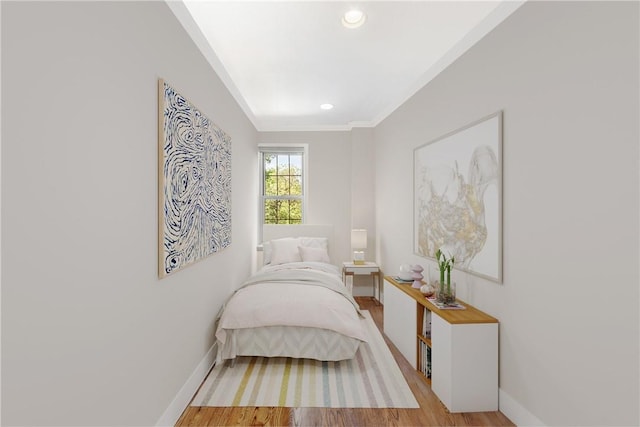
[{"left": 258, "top": 143, "right": 308, "bottom": 227}]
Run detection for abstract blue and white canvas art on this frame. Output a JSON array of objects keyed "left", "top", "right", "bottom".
[
  {"left": 414, "top": 111, "right": 502, "bottom": 283},
  {"left": 158, "top": 79, "right": 231, "bottom": 278}
]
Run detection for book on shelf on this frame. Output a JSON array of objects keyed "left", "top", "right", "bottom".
[
  {"left": 421, "top": 307, "right": 432, "bottom": 338},
  {"left": 418, "top": 339, "right": 432, "bottom": 379}
]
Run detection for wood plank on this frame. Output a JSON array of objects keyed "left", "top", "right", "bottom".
[{"left": 176, "top": 297, "right": 513, "bottom": 427}]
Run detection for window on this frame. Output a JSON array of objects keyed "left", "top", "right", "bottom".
[{"left": 259, "top": 145, "right": 307, "bottom": 224}]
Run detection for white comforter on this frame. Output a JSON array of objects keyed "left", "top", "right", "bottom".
[{"left": 215, "top": 262, "right": 367, "bottom": 348}]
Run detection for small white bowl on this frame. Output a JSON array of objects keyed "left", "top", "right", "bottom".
[{"left": 398, "top": 264, "right": 413, "bottom": 281}]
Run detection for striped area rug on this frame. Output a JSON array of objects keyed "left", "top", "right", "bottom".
[{"left": 191, "top": 311, "right": 419, "bottom": 408}]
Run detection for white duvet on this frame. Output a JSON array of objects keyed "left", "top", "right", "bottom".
[{"left": 215, "top": 262, "right": 367, "bottom": 350}]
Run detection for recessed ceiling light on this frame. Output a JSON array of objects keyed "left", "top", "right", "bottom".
[
  {"left": 320, "top": 103, "right": 334, "bottom": 110},
  {"left": 342, "top": 9, "right": 366, "bottom": 29}
]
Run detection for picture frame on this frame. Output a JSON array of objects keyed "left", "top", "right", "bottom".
[
  {"left": 413, "top": 111, "right": 503, "bottom": 283},
  {"left": 158, "top": 79, "right": 232, "bottom": 278}
]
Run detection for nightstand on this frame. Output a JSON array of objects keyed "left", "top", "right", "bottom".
[{"left": 342, "top": 261, "right": 382, "bottom": 300}]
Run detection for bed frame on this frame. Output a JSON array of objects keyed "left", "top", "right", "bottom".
[{"left": 222, "top": 223, "right": 364, "bottom": 366}]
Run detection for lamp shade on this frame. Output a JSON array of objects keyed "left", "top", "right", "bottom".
[{"left": 351, "top": 229, "right": 367, "bottom": 249}]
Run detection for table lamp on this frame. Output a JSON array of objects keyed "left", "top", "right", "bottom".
[{"left": 351, "top": 229, "right": 367, "bottom": 265}]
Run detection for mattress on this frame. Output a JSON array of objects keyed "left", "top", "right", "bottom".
[{"left": 215, "top": 261, "right": 366, "bottom": 362}]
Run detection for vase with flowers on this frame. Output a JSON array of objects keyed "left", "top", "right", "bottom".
[{"left": 435, "top": 248, "right": 456, "bottom": 305}]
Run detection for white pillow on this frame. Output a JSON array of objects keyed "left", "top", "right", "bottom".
[
  {"left": 298, "top": 245, "right": 331, "bottom": 263},
  {"left": 299, "top": 237, "right": 328, "bottom": 251},
  {"left": 269, "top": 237, "right": 302, "bottom": 265},
  {"left": 263, "top": 237, "right": 328, "bottom": 265}
]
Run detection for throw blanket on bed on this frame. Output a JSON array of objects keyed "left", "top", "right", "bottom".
[{"left": 216, "top": 262, "right": 367, "bottom": 347}]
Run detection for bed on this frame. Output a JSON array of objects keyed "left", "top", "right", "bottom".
[{"left": 215, "top": 232, "right": 367, "bottom": 363}]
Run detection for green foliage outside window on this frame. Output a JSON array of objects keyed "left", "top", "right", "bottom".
[{"left": 263, "top": 153, "right": 303, "bottom": 224}]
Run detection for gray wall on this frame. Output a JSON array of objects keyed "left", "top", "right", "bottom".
[
  {"left": 1, "top": 2, "right": 258, "bottom": 425},
  {"left": 258, "top": 131, "right": 352, "bottom": 258},
  {"left": 374, "top": 1, "right": 639, "bottom": 425}
]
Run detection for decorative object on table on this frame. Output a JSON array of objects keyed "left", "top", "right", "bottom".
[
  {"left": 414, "top": 111, "right": 503, "bottom": 283},
  {"left": 411, "top": 264, "right": 424, "bottom": 289},
  {"left": 420, "top": 282, "right": 436, "bottom": 298},
  {"left": 398, "top": 264, "right": 413, "bottom": 282},
  {"left": 435, "top": 249, "right": 456, "bottom": 304},
  {"left": 158, "top": 79, "right": 231, "bottom": 278},
  {"left": 429, "top": 298, "right": 465, "bottom": 310},
  {"left": 351, "top": 229, "right": 367, "bottom": 265}
]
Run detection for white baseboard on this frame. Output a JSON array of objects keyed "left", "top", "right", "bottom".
[
  {"left": 499, "top": 388, "right": 545, "bottom": 426},
  {"left": 156, "top": 343, "right": 217, "bottom": 427}
]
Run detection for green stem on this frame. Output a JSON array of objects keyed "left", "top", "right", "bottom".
[{"left": 446, "top": 266, "right": 451, "bottom": 293}]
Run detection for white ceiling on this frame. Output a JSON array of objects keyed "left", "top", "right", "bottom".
[{"left": 172, "top": 1, "right": 524, "bottom": 131}]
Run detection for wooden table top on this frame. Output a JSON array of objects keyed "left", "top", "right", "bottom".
[{"left": 385, "top": 276, "right": 498, "bottom": 324}]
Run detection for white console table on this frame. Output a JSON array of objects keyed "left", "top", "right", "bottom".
[{"left": 383, "top": 276, "right": 499, "bottom": 413}]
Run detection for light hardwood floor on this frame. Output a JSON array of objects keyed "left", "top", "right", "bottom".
[{"left": 176, "top": 297, "right": 514, "bottom": 426}]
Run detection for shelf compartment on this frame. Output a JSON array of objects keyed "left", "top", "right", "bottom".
[{"left": 417, "top": 334, "right": 432, "bottom": 347}]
